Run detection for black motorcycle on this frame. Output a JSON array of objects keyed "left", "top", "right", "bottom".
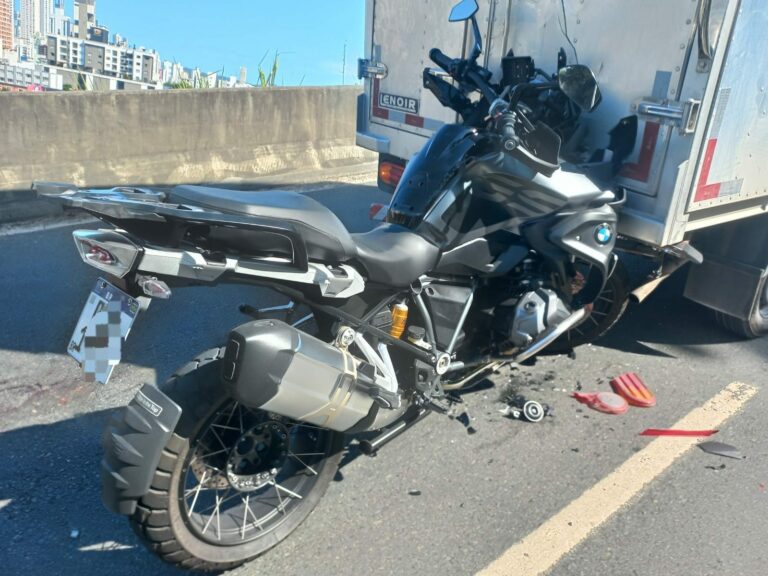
[{"left": 36, "top": 0, "right": 626, "bottom": 570}]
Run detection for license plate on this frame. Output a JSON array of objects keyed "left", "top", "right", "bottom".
[{"left": 68, "top": 278, "right": 140, "bottom": 385}]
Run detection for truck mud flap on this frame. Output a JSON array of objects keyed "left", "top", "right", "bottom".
[{"left": 100, "top": 384, "right": 182, "bottom": 515}]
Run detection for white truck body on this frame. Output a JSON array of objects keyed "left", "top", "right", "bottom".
[{"left": 356, "top": 0, "right": 768, "bottom": 249}]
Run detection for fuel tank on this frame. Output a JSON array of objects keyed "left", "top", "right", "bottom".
[{"left": 387, "top": 124, "right": 608, "bottom": 251}]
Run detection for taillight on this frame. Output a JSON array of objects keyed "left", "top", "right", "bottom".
[
  {"left": 378, "top": 161, "right": 405, "bottom": 188},
  {"left": 84, "top": 242, "right": 117, "bottom": 265},
  {"left": 73, "top": 230, "right": 140, "bottom": 277}
]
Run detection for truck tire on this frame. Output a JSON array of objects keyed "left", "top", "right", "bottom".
[
  {"left": 714, "top": 275, "right": 768, "bottom": 338},
  {"left": 128, "top": 348, "right": 345, "bottom": 572}
]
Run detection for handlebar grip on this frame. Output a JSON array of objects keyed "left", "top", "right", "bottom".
[{"left": 429, "top": 48, "right": 455, "bottom": 75}]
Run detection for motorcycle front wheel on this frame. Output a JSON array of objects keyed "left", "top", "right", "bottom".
[{"left": 129, "top": 348, "right": 344, "bottom": 572}]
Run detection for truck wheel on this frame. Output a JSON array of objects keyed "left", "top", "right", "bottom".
[
  {"left": 128, "top": 348, "right": 345, "bottom": 572},
  {"left": 714, "top": 276, "right": 768, "bottom": 338}
]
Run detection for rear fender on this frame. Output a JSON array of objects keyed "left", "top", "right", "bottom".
[{"left": 100, "top": 384, "right": 182, "bottom": 515}]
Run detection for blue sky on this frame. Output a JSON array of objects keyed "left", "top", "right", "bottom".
[{"left": 21, "top": 1, "right": 366, "bottom": 86}]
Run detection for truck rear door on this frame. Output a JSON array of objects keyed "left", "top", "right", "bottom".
[
  {"left": 364, "top": 0, "right": 466, "bottom": 159},
  {"left": 680, "top": 0, "right": 768, "bottom": 233}
]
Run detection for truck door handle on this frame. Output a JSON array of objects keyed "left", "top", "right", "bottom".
[{"left": 637, "top": 99, "right": 702, "bottom": 135}]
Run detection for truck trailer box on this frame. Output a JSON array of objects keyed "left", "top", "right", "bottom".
[
  {"left": 356, "top": 0, "right": 768, "bottom": 249},
  {"left": 357, "top": 0, "right": 768, "bottom": 335}
]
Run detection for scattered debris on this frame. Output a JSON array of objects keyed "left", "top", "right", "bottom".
[
  {"left": 500, "top": 394, "right": 551, "bottom": 422},
  {"left": 705, "top": 464, "right": 727, "bottom": 471},
  {"left": 522, "top": 400, "right": 545, "bottom": 422},
  {"left": 698, "top": 441, "right": 744, "bottom": 459},
  {"left": 572, "top": 392, "right": 628, "bottom": 415},
  {"left": 639, "top": 429, "right": 718, "bottom": 437},
  {"left": 610, "top": 373, "right": 656, "bottom": 407},
  {"left": 70, "top": 529, "right": 80, "bottom": 539},
  {"left": 408, "top": 489, "right": 422, "bottom": 496},
  {"left": 759, "top": 483, "right": 766, "bottom": 493},
  {"left": 455, "top": 409, "right": 477, "bottom": 434}
]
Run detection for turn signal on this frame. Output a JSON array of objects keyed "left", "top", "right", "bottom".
[{"left": 137, "top": 276, "right": 172, "bottom": 299}]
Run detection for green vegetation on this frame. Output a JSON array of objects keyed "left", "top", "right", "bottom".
[
  {"left": 257, "top": 51, "right": 280, "bottom": 87},
  {"left": 163, "top": 50, "right": 281, "bottom": 90},
  {"left": 165, "top": 79, "right": 192, "bottom": 89}
]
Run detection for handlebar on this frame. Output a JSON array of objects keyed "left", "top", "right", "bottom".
[
  {"left": 429, "top": 48, "right": 457, "bottom": 77},
  {"left": 430, "top": 48, "right": 499, "bottom": 107}
]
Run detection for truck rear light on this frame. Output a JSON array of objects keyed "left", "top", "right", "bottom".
[
  {"left": 378, "top": 161, "right": 405, "bottom": 188},
  {"left": 73, "top": 230, "right": 140, "bottom": 278}
]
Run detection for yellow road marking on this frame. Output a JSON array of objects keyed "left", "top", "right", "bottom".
[{"left": 477, "top": 382, "right": 758, "bottom": 576}]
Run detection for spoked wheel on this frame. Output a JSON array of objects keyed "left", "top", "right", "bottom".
[
  {"left": 130, "top": 348, "right": 344, "bottom": 572},
  {"left": 545, "top": 260, "right": 630, "bottom": 354}
]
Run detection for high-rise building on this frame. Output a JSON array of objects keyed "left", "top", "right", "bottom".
[
  {"left": 19, "top": 0, "right": 51, "bottom": 38},
  {"left": 39, "top": 0, "right": 53, "bottom": 35},
  {"left": 74, "top": 0, "right": 95, "bottom": 40},
  {"left": 50, "top": 0, "right": 70, "bottom": 37},
  {"left": 18, "top": 0, "right": 51, "bottom": 58},
  {"left": 20, "top": 0, "right": 37, "bottom": 43},
  {"left": 0, "top": 0, "right": 13, "bottom": 54}
]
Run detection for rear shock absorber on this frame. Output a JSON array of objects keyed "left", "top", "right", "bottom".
[{"left": 390, "top": 301, "right": 409, "bottom": 339}]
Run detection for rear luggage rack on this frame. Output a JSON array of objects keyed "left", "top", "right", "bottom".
[{"left": 34, "top": 182, "right": 310, "bottom": 272}]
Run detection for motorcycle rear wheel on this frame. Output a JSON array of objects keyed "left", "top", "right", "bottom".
[{"left": 129, "top": 347, "right": 344, "bottom": 572}]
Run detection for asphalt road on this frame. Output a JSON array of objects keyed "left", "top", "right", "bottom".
[{"left": 0, "top": 182, "right": 766, "bottom": 576}]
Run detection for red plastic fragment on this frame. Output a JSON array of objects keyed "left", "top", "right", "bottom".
[
  {"left": 611, "top": 373, "right": 656, "bottom": 407},
  {"left": 572, "top": 392, "right": 628, "bottom": 415},
  {"left": 639, "top": 429, "right": 718, "bottom": 437}
]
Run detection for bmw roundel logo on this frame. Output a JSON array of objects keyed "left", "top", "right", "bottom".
[{"left": 594, "top": 224, "right": 614, "bottom": 245}]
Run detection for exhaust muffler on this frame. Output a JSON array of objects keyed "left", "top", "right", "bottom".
[{"left": 221, "top": 319, "right": 405, "bottom": 433}]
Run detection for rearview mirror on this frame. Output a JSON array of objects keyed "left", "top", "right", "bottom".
[
  {"left": 558, "top": 65, "right": 602, "bottom": 112},
  {"left": 449, "top": 0, "right": 479, "bottom": 22}
]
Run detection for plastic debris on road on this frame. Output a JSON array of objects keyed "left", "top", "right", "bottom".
[
  {"left": 572, "top": 392, "right": 628, "bottom": 415},
  {"left": 639, "top": 429, "right": 718, "bottom": 437},
  {"left": 698, "top": 441, "right": 744, "bottom": 459},
  {"left": 610, "top": 372, "right": 656, "bottom": 407}
]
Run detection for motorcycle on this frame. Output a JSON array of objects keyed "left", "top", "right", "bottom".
[{"left": 35, "top": 0, "right": 626, "bottom": 570}]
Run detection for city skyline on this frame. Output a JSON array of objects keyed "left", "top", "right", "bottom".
[{"left": 8, "top": 0, "right": 364, "bottom": 87}]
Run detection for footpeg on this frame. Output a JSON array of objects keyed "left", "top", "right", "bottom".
[{"left": 359, "top": 408, "right": 429, "bottom": 456}]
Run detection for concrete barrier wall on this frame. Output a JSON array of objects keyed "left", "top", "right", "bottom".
[{"left": 0, "top": 86, "right": 374, "bottom": 195}]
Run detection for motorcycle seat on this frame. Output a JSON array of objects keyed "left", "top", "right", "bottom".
[
  {"left": 352, "top": 224, "right": 441, "bottom": 287},
  {"left": 167, "top": 185, "right": 358, "bottom": 262},
  {"left": 167, "top": 186, "right": 439, "bottom": 288}
]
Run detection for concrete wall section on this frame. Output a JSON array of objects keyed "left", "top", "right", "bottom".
[{"left": 0, "top": 86, "right": 375, "bottom": 192}]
